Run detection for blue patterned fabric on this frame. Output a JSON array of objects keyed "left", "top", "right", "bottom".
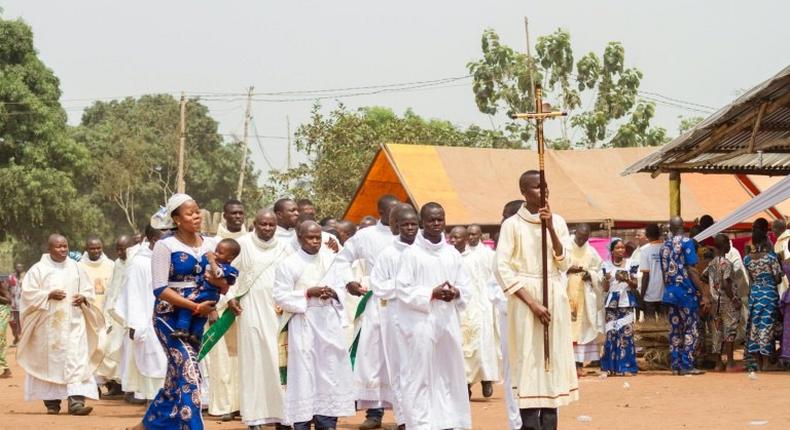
[
  {"left": 601, "top": 307, "right": 638, "bottom": 374},
  {"left": 144, "top": 249, "right": 206, "bottom": 430},
  {"left": 174, "top": 255, "right": 238, "bottom": 337},
  {"left": 668, "top": 305, "right": 699, "bottom": 371},
  {"left": 744, "top": 252, "right": 782, "bottom": 356},
  {"left": 661, "top": 235, "right": 700, "bottom": 312}
]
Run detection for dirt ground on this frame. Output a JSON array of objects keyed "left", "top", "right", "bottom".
[{"left": 2, "top": 347, "right": 789, "bottom": 430}]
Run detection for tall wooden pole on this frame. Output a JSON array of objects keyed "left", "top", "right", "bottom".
[
  {"left": 236, "top": 86, "right": 254, "bottom": 200},
  {"left": 669, "top": 170, "right": 681, "bottom": 216},
  {"left": 176, "top": 92, "right": 187, "bottom": 193},
  {"left": 510, "top": 85, "right": 567, "bottom": 372}
]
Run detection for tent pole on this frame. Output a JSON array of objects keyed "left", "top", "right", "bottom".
[{"left": 669, "top": 170, "right": 681, "bottom": 217}]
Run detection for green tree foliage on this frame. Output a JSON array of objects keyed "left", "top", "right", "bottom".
[
  {"left": 265, "top": 104, "right": 520, "bottom": 217},
  {"left": 0, "top": 17, "right": 104, "bottom": 264},
  {"left": 73, "top": 95, "right": 262, "bottom": 233},
  {"left": 469, "top": 28, "right": 669, "bottom": 148},
  {"left": 678, "top": 115, "right": 704, "bottom": 134}
]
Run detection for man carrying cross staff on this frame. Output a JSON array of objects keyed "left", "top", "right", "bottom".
[{"left": 495, "top": 86, "right": 578, "bottom": 430}]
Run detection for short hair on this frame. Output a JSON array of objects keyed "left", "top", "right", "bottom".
[
  {"left": 645, "top": 223, "right": 661, "bottom": 240},
  {"left": 503, "top": 200, "right": 524, "bottom": 219},
  {"left": 218, "top": 238, "right": 241, "bottom": 259},
  {"left": 296, "top": 198, "right": 314, "bottom": 208},
  {"left": 319, "top": 216, "right": 336, "bottom": 227},
  {"left": 223, "top": 199, "right": 243, "bottom": 212},
  {"left": 144, "top": 224, "right": 162, "bottom": 241},
  {"left": 273, "top": 198, "right": 294, "bottom": 213},
  {"left": 85, "top": 235, "right": 102, "bottom": 245},
  {"left": 714, "top": 233, "right": 730, "bottom": 250},
  {"left": 419, "top": 202, "right": 444, "bottom": 220},
  {"left": 699, "top": 215, "right": 714, "bottom": 229},
  {"left": 518, "top": 170, "right": 540, "bottom": 190},
  {"left": 377, "top": 194, "right": 400, "bottom": 211}
]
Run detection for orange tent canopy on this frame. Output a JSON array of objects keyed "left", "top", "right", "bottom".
[{"left": 343, "top": 144, "right": 788, "bottom": 227}]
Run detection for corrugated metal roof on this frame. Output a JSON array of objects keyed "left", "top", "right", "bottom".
[{"left": 622, "top": 65, "right": 790, "bottom": 176}]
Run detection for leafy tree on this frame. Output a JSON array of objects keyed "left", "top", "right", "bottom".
[
  {"left": 265, "top": 104, "right": 519, "bottom": 217},
  {"left": 469, "top": 28, "right": 668, "bottom": 148},
  {"left": 0, "top": 17, "right": 104, "bottom": 264},
  {"left": 73, "top": 95, "right": 262, "bottom": 233},
  {"left": 678, "top": 115, "right": 704, "bottom": 134}
]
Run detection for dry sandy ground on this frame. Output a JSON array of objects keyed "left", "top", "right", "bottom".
[{"left": 1, "top": 347, "right": 789, "bottom": 430}]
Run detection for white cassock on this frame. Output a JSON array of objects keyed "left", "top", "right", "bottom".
[
  {"left": 276, "top": 226, "right": 342, "bottom": 255},
  {"left": 333, "top": 221, "right": 395, "bottom": 410},
  {"left": 18, "top": 254, "right": 105, "bottom": 401},
  {"left": 495, "top": 207, "right": 579, "bottom": 409},
  {"left": 567, "top": 238, "right": 603, "bottom": 362},
  {"left": 234, "top": 232, "right": 292, "bottom": 426},
  {"left": 96, "top": 246, "right": 139, "bottom": 384},
  {"left": 205, "top": 225, "right": 245, "bottom": 416},
  {"left": 78, "top": 254, "right": 114, "bottom": 317},
  {"left": 459, "top": 246, "right": 501, "bottom": 385},
  {"left": 273, "top": 248, "right": 354, "bottom": 425},
  {"left": 112, "top": 245, "right": 166, "bottom": 399},
  {"left": 369, "top": 237, "right": 409, "bottom": 426},
  {"left": 393, "top": 233, "right": 472, "bottom": 430}
]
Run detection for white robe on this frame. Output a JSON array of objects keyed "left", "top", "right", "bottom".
[
  {"left": 234, "top": 233, "right": 292, "bottom": 426},
  {"left": 333, "top": 221, "right": 395, "bottom": 408},
  {"left": 567, "top": 238, "right": 603, "bottom": 362},
  {"left": 273, "top": 248, "right": 354, "bottom": 424},
  {"left": 393, "top": 233, "right": 472, "bottom": 430},
  {"left": 369, "top": 237, "right": 409, "bottom": 425},
  {"left": 96, "top": 247, "right": 138, "bottom": 383},
  {"left": 18, "top": 255, "right": 104, "bottom": 401},
  {"left": 495, "top": 207, "right": 579, "bottom": 409},
  {"left": 113, "top": 246, "right": 166, "bottom": 399},
  {"left": 459, "top": 246, "right": 501, "bottom": 385},
  {"left": 205, "top": 226, "right": 245, "bottom": 415}
]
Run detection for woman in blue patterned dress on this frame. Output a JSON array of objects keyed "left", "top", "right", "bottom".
[
  {"left": 744, "top": 220, "right": 783, "bottom": 372},
  {"left": 600, "top": 238, "right": 639, "bottom": 376},
  {"left": 130, "top": 194, "right": 228, "bottom": 430}
]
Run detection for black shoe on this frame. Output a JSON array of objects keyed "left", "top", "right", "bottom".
[
  {"left": 481, "top": 380, "right": 493, "bottom": 398},
  {"left": 221, "top": 413, "right": 234, "bottom": 422},
  {"left": 467, "top": 383, "right": 472, "bottom": 399},
  {"left": 274, "top": 425, "right": 292, "bottom": 430}
]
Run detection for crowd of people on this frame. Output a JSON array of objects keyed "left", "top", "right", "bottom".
[{"left": 1, "top": 169, "right": 789, "bottom": 430}]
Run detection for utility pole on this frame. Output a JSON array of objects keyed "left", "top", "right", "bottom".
[
  {"left": 236, "top": 86, "right": 254, "bottom": 200},
  {"left": 286, "top": 115, "right": 292, "bottom": 169},
  {"left": 524, "top": 17, "right": 537, "bottom": 102},
  {"left": 176, "top": 92, "right": 186, "bottom": 193}
]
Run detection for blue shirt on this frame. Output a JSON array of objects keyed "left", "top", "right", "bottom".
[{"left": 661, "top": 235, "right": 699, "bottom": 311}]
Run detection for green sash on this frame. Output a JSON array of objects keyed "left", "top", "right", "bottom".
[
  {"left": 198, "top": 293, "right": 246, "bottom": 362},
  {"left": 349, "top": 290, "right": 374, "bottom": 369}
]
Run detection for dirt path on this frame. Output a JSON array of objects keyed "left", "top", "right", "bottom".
[{"left": 1, "top": 348, "right": 789, "bottom": 429}]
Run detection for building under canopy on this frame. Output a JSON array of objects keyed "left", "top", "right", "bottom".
[
  {"left": 622, "top": 66, "right": 790, "bottom": 217},
  {"left": 343, "top": 143, "right": 788, "bottom": 229}
]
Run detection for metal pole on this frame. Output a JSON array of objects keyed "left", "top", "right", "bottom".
[{"left": 176, "top": 92, "right": 186, "bottom": 193}]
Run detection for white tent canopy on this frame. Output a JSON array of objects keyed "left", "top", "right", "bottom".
[{"left": 695, "top": 175, "right": 790, "bottom": 241}]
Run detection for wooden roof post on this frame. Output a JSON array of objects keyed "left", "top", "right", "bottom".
[{"left": 669, "top": 170, "right": 681, "bottom": 217}]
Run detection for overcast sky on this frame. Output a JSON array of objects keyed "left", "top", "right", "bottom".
[{"left": 4, "top": 1, "right": 789, "bottom": 182}]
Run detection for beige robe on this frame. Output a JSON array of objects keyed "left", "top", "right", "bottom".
[
  {"left": 234, "top": 233, "right": 292, "bottom": 426},
  {"left": 206, "top": 225, "right": 245, "bottom": 415},
  {"left": 96, "top": 248, "right": 138, "bottom": 383},
  {"left": 460, "top": 247, "right": 501, "bottom": 385},
  {"left": 775, "top": 230, "right": 789, "bottom": 296},
  {"left": 78, "top": 255, "right": 114, "bottom": 313},
  {"left": 568, "top": 238, "right": 603, "bottom": 360},
  {"left": 18, "top": 254, "right": 105, "bottom": 399},
  {"left": 495, "top": 207, "right": 579, "bottom": 409}
]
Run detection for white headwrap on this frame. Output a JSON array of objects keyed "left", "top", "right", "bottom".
[{"left": 151, "top": 193, "right": 194, "bottom": 230}]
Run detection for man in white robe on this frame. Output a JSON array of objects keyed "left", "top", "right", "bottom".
[
  {"left": 273, "top": 221, "right": 354, "bottom": 429},
  {"left": 333, "top": 195, "right": 399, "bottom": 430},
  {"left": 228, "top": 210, "right": 293, "bottom": 430},
  {"left": 206, "top": 199, "right": 246, "bottom": 420},
  {"left": 275, "top": 197, "right": 341, "bottom": 255},
  {"left": 566, "top": 224, "right": 603, "bottom": 369},
  {"left": 495, "top": 170, "right": 578, "bottom": 430},
  {"left": 448, "top": 226, "right": 500, "bottom": 400},
  {"left": 393, "top": 203, "right": 472, "bottom": 430},
  {"left": 369, "top": 205, "right": 418, "bottom": 429},
  {"left": 96, "top": 235, "right": 138, "bottom": 394},
  {"left": 112, "top": 226, "right": 166, "bottom": 401},
  {"left": 18, "top": 234, "right": 105, "bottom": 416}
]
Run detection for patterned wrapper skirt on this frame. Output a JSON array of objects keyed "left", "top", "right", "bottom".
[{"left": 601, "top": 307, "right": 638, "bottom": 375}]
